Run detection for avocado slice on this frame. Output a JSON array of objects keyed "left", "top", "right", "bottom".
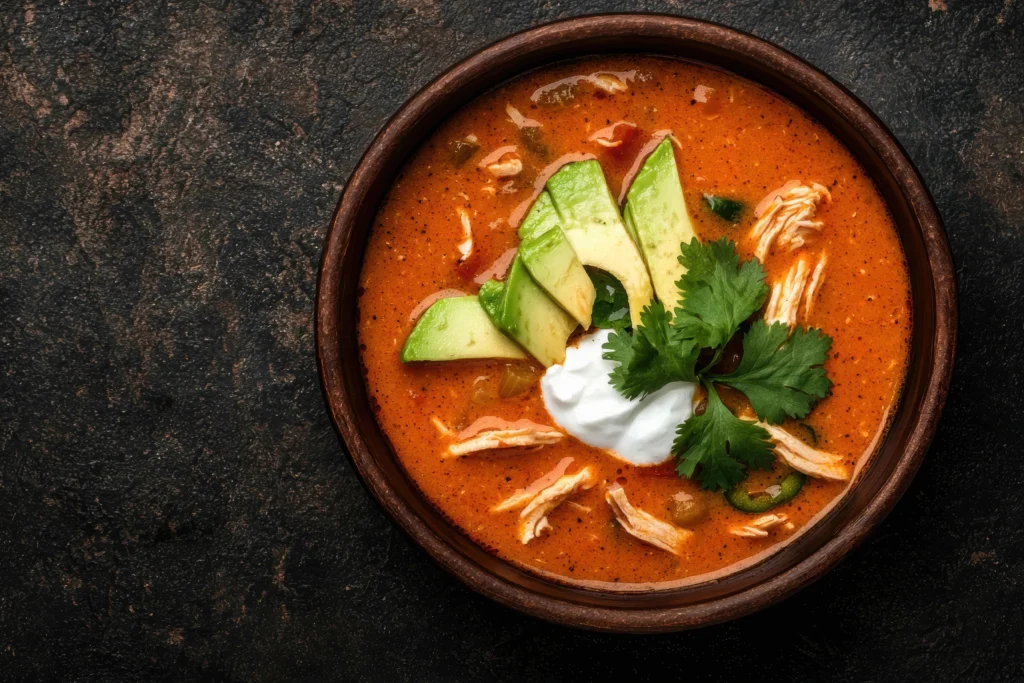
[
  {"left": 517, "top": 192, "right": 595, "bottom": 328},
  {"left": 400, "top": 296, "right": 526, "bottom": 362},
  {"left": 623, "top": 138, "right": 697, "bottom": 311},
  {"left": 477, "top": 279, "right": 505, "bottom": 324},
  {"left": 479, "top": 256, "right": 577, "bottom": 367},
  {"left": 546, "top": 160, "right": 653, "bottom": 328}
]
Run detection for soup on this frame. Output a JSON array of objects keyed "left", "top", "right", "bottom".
[{"left": 357, "top": 56, "right": 911, "bottom": 588}]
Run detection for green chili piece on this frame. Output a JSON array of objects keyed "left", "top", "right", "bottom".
[
  {"left": 702, "top": 194, "right": 744, "bottom": 223},
  {"left": 724, "top": 471, "right": 806, "bottom": 513},
  {"left": 796, "top": 422, "right": 818, "bottom": 445},
  {"left": 519, "top": 126, "right": 549, "bottom": 159},
  {"left": 449, "top": 138, "right": 480, "bottom": 167}
]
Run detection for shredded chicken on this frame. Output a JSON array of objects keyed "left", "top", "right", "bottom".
[
  {"left": 605, "top": 484, "right": 693, "bottom": 556},
  {"left": 731, "top": 513, "right": 789, "bottom": 538},
  {"left": 430, "top": 416, "right": 453, "bottom": 437},
  {"left": 693, "top": 84, "right": 714, "bottom": 103},
  {"left": 505, "top": 103, "right": 541, "bottom": 129},
  {"left": 588, "top": 120, "right": 636, "bottom": 148},
  {"left": 804, "top": 252, "right": 828, "bottom": 317},
  {"left": 512, "top": 467, "right": 595, "bottom": 544},
  {"left": 492, "top": 457, "right": 574, "bottom": 513},
  {"left": 750, "top": 182, "right": 832, "bottom": 259},
  {"left": 761, "top": 423, "right": 851, "bottom": 481},
  {"left": 592, "top": 73, "right": 628, "bottom": 94},
  {"left": 764, "top": 252, "right": 828, "bottom": 327},
  {"left": 456, "top": 208, "right": 473, "bottom": 262},
  {"left": 486, "top": 156, "right": 522, "bottom": 177},
  {"left": 445, "top": 417, "right": 563, "bottom": 458},
  {"left": 765, "top": 257, "right": 809, "bottom": 327},
  {"left": 477, "top": 146, "right": 523, "bottom": 178}
]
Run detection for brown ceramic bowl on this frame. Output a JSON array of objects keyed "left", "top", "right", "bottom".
[{"left": 315, "top": 15, "right": 956, "bottom": 632}]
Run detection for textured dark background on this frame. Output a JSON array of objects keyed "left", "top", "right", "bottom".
[{"left": 1, "top": 0, "right": 1021, "bottom": 681}]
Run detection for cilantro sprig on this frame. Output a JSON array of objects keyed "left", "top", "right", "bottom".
[
  {"left": 602, "top": 238, "right": 832, "bottom": 490},
  {"left": 672, "top": 238, "right": 769, "bottom": 353},
  {"left": 674, "top": 382, "right": 775, "bottom": 491},
  {"left": 604, "top": 301, "right": 699, "bottom": 400},
  {"left": 712, "top": 320, "right": 832, "bottom": 425}
]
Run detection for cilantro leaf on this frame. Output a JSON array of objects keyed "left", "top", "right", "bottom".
[
  {"left": 602, "top": 300, "right": 699, "bottom": 400},
  {"left": 713, "top": 320, "right": 832, "bottom": 424},
  {"left": 673, "top": 383, "right": 775, "bottom": 490},
  {"left": 673, "top": 238, "right": 769, "bottom": 350},
  {"left": 588, "top": 269, "right": 630, "bottom": 331}
]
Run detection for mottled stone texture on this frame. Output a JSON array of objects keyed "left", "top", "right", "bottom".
[{"left": 0, "top": 0, "right": 1021, "bottom": 680}]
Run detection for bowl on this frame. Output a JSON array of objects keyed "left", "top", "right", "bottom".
[{"left": 315, "top": 14, "right": 957, "bottom": 632}]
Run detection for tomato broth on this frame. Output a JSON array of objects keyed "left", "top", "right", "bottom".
[{"left": 357, "top": 56, "right": 911, "bottom": 587}]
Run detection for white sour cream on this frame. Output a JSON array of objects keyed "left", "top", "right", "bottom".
[{"left": 540, "top": 329, "right": 696, "bottom": 466}]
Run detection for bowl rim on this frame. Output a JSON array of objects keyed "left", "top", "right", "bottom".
[{"left": 315, "top": 13, "right": 957, "bottom": 632}]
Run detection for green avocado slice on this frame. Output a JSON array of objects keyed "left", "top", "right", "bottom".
[
  {"left": 400, "top": 296, "right": 526, "bottom": 362},
  {"left": 623, "top": 138, "right": 697, "bottom": 311},
  {"left": 546, "top": 160, "right": 653, "bottom": 328},
  {"left": 479, "top": 256, "right": 577, "bottom": 367},
  {"left": 517, "top": 192, "right": 595, "bottom": 328}
]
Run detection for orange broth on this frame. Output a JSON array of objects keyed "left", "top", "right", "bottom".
[{"left": 357, "top": 56, "right": 911, "bottom": 587}]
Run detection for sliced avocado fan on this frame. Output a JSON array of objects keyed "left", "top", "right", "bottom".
[{"left": 401, "top": 152, "right": 696, "bottom": 366}]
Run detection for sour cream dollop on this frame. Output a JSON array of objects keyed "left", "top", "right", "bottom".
[{"left": 540, "top": 329, "right": 696, "bottom": 466}]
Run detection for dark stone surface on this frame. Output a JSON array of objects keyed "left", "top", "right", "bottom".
[{"left": 0, "top": 0, "right": 1021, "bottom": 680}]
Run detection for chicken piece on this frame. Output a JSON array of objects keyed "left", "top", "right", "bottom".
[
  {"left": 765, "top": 257, "right": 809, "bottom": 328},
  {"left": 761, "top": 423, "right": 851, "bottom": 481},
  {"left": 764, "top": 252, "right": 828, "bottom": 327},
  {"left": 430, "top": 416, "right": 453, "bottom": 437},
  {"left": 478, "top": 145, "right": 523, "bottom": 178},
  {"left": 591, "top": 73, "right": 628, "bottom": 94},
  {"left": 731, "top": 513, "right": 789, "bottom": 538},
  {"left": 605, "top": 484, "right": 693, "bottom": 557},
  {"left": 588, "top": 120, "right": 637, "bottom": 148},
  {"left": 456, "top": 209, "right": 473, "bottom": 262},
  {"left": 750, "top": 182, "right": 832, "bottom": 259},
  {"left": 804, "top": 252, "right": 828, "bottom": 317},
  {"left": 486, "top": 157, "right": 522, "bottom": 178},
  {"left": 445, "top": 417, "right": 563, "bottom": 458},
  {"left": 491, "top": 457, "right": 574, "bottom": 513},
  {"left": 513, "top": 467, "right": 595, "bottom": 544},
  {"left": 505, "top": 103, "right": 541, "bottom": 129}
]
